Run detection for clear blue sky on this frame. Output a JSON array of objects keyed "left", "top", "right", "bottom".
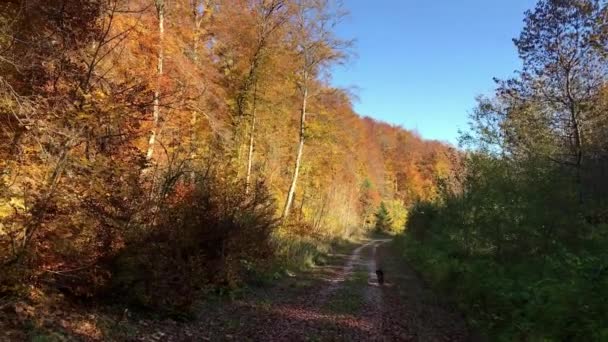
[{"left": 331, "top": 0, "right": 538, "bottom": 144}]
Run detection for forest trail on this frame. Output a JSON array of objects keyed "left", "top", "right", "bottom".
[{"left": 129, "top": 238, "right": 471, "bottom": 341}]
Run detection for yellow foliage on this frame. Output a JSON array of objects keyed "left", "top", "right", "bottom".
[
  {"left": 0, "top": 197, "right": 25, "bottom": 219},
  {"left": 385, "top": 199, "right": 408, "bottom": 233}
]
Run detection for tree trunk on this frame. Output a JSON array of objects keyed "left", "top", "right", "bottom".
[
  {"left": 298, "top": 186, "right": 307, "bottom": 221},
  {"left": 146, "top": 0, "right": 165, "bottom": 161},
  {"left": 571, "top": 103, "right": 585, "bottom": 204},
  {"left": 245, "top": 83, "right": 258, "bottom": 194},
  {"left": 190, "top": 108, "right": 198, "bottom": 181},
  {"left": 565, "top": 70, "right": 585, "bottom": 203},
  {"left": 190, "top": 0, "right": 203, "bottom": 181},
  {"left": 283, "top": 83, "right": 308, "bottom": 218}
]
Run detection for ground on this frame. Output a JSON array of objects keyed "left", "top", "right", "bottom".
[{"left": 1, "top": 238, "right": 472, "bottom": 341}]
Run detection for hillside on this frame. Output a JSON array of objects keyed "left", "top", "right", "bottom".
[{"left": 0, "top": 0, "right": 456, "bottom": 314}]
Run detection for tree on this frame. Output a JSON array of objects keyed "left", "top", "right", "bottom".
[
  {"left": 146, "top": 0, "right": 167, "bottom": 162},
  {"left": 506, "top": 0, "right": 608, "bottom": 198},
  {"left": 359, "top": 178, "right": 379, "bottom": 228},
  {"left": 188, "top": 0, "right": 213, "bottom": 180},
  {"left": 374, "top": 202, "right": 393, "bottom": 233},
  {"left": 282, "top": 0, "right": 349, "bottom": 218},
  {"left": 244, "top": 0, "right": 289, "bottom": 194}
]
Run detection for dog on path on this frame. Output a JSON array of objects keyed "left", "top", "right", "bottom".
[{"left": 376, "top": 269, "right": 384, "bottom": 285}]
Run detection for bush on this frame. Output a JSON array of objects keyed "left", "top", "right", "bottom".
[
  {"left": 110, "top": 172, "right": 278, "bottom": 313},
  {"left": 396, "top": 153, "right": 608, "bottom": 340},
  {"left": 399, "top": 232, "right": 608, "bottom": 340},
  {"left": 272, "top": 219, "right": 329, "bottom": 269},
  {"left": 405, "top": 201, "right": 438, "bottom": 241}
]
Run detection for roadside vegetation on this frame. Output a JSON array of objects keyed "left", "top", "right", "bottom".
[{"left": 397, "top": 1, "right": 608, "bottom": 340}]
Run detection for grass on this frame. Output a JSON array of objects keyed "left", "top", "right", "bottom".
[
  {"left": 324, "top": 269, "right": 368, "bottom": 314},
  {"left": 26, "top": 323, "right": 67, "bottom": 342}
]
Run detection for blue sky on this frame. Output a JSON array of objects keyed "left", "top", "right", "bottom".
[{"left": 331, "top": 0, "right": 538, "bottom": 144}]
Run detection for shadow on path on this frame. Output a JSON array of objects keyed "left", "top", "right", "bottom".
[{"left": 128, "top": 238, "right": 472, "bottom": 341}]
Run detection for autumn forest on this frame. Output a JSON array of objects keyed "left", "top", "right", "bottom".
[{"left": 1, "top": 0, "right": 607, "bottom": 341}]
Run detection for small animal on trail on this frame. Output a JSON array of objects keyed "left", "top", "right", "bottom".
[{"left": 376, "top": 269, "right": 384, "bottom": 285}]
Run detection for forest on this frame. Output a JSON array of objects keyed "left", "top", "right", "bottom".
[{"left": 0, "top": 0, "right": 607, "bottom": 341}]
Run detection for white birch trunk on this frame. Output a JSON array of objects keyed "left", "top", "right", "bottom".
[
  {"left": 283, "top": 83, "right": 308, "bottom": 218},
  {"left": 146, "top": 0, "right": 165, "bottom": 161}
]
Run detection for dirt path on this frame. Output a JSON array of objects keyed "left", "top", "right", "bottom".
[
  {"left": 10, "top": 239, "right": 472, "bottom": 341},
  {"left": 124, "top": 238, "right": 471, "bottom": 341}
]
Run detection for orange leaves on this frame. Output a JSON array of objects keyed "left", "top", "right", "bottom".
[{"left": 0, "top": 1, "right": 462, "bottom": 311}]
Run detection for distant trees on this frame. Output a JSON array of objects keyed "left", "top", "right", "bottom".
[{"left": 359, "top": 178, "right": 379, "bottom": 228}]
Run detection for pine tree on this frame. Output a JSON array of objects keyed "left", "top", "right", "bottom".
[{"left": 374, "top": 201, "right": 393, "bottom": 232}]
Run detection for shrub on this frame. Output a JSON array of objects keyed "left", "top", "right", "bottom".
[
  {"left": 110, "top": 172, "right": 278, "bottom": 313},
  {"left": 405, "top": 201, "right": 439, "bottom": 241},
  {"left": 396, "top": 152, "right": 608, "bottom": 340}
]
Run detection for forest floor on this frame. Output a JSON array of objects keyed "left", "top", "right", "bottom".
[{"left": 2, "top": 238, "right": 473, "bottom": 341}]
